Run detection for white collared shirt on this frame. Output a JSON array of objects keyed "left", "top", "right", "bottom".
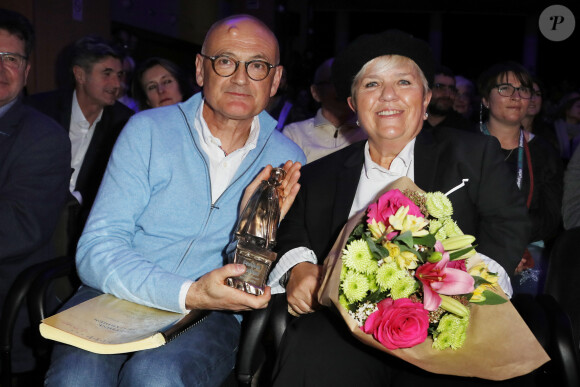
[
  {"left": 194, "top": 100, "right": 260, "bottom": 203},
  {"left": 69, "top": 91, "right": 103, "bottom": 198}
]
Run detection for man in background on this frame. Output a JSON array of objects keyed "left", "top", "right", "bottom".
[
  {"left": 0, "top": 8, "right": 70, "bottom": 377},
  {"left": 282, "top": 58, "right": 367, "bottom": 163},
  {"left": 424, "top": 65, "right": 475, "bottom": 132},
  {"left": 26, "top": 35, "right": 134, "bottom": 247}
]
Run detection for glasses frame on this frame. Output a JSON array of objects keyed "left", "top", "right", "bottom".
[
  {"left": 494, "top": 83, "right": 532, "bottom": 100},
  {"left": 0, "top": 52, "right": 28, "bottom": 70},
  {"left": 199, "top": 53, "right": 278, "bottom": 81}
]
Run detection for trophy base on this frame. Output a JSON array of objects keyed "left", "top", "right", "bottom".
[{"left": 227, "top": 243, "right": 276, "bottom": 296}]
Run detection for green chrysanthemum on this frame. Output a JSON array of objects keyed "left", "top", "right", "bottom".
[
  {"left": 434, "top": 314, "right": 470, "bottom": 350},
  {"left": 367, "top": 273, "right": 379, "bottom": 293},
  {"left": 339, "top": 293, "right": 350, "bottom": 310},
  {"left": 375, "top": 262, "right": 404, "bottom": 291},
  {"left": 343, "top": 239, "right": 374, "bottom": 274},
  {"left": 340, "top": 263, "right": 348, "bottom": 281},
  {"left": 390, "top": 275, "right": 417, "bottom": 299},
  {"left": 451, "top": 321, "right": 468, "bottom": 350},
  {"left": 432, "top": 330, "right": 454, "bottom": 350},
  {"left": 442, "top": 218, "right": 463, "bottom": 238},
  {"left": 429, "top": 218, "right": 447, "bottom": 241},
  {"left": 341, "top": 271, "right": 370, "bottom": 303},
  {"left": 426, "top": 192, "right": 453, "bottom": 219},
  {"left": 437, "top": 313, "right": 462, "bottom": 332}
]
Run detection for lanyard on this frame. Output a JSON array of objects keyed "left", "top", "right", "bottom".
[{"left": 480, "top": 124, "right": 533, "bottom": 207}]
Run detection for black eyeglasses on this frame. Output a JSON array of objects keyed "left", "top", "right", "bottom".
[
  {"left": 494, "top": 83, "right": 532, "bottom": 99},
  {"left": 433, "top": 83, "right": 458, "bottom": 94},
  {"left": 0, "top": 52, "right": 28, "bottom": 70},
  {"left": 199, "top": 54, "right": 278, "bottom": 81}
]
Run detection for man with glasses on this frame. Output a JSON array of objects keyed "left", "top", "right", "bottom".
[
  {"left": 46, "top": 14, "right": 305, "bottom": 387},
  {"left": 424, "top": 65, "right": 475, "bottom": 132},
  {"left": 0, "top": 8, "right": 70, "bottom": 376},
  {"left": 281, "top": 58, "right": 367, "bottom": 164}
]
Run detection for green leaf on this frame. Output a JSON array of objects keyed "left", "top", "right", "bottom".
[
  {"left": 394, "top": 231, "right": 414, "bottom": 248},
  {"left": 471, "top": 290, "right": 507, "bottom": 305},
  {"left": 363, "top": 234, "right": 389, "bottom": 260},
  {"left": 472, "top": 275, "right": 493, "bottom": 288},
  {"left": 449, "top": 245, "right": 478, "bottom": 260},
  {"left": 413, "top": 233, "right": 436, "bottom": 248},
  {"left": 347, "top": 223, "right": 366, "bottom": 244}
]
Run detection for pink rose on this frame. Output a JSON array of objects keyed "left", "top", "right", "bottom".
[
  {"left": 362, "top": 298, "right": 429, "bottom": 350},
  {"left": 367, "top": 189, "right": 424, "bottom": 225}
]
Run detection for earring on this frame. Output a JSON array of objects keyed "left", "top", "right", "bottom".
[
  {"left": 424, "top": 112, "right": 429, "bottom": 119},
  {"left": 356, "top": 120, "right": 360, "bottom": 126}
]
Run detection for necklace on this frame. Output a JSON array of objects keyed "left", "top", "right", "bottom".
[{"left": 504, "top": 148, "right": 515, "bottom": 160}]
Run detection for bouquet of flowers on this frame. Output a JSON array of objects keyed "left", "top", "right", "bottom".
[
  {"left": 339, "top": 186, "right": 504, "bottom": 351},
  {"left": 318, "top": 177, "right": 549, "bottom": 380}
]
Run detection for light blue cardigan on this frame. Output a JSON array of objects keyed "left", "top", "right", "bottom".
[{"left": 76, "top": 93, "right": 306, "bottom": 313}]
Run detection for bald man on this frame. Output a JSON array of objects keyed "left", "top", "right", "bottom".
[{"left": 46, "top": 15, "right": 305, "bottom": 387}]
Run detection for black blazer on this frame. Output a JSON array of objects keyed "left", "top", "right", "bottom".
[
  {"left": 275, "top": 127, "right": 531, "bottom": 275},
  {"left": 25, "top": 89, "right": 134, "bottom": 213},
  {"left": 0, "top": 99, "right": 70, "bottom": 371}
]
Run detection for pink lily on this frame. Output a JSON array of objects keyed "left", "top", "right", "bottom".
[{"left": 415, "top": 242, "right": 474, "bottom": 311}]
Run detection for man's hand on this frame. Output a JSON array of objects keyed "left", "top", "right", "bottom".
[
  {"left": 515, "top": 248, "right": 535, "bottom": 274},
  {"left": 240, "top": 160, "right": 301, "bottom": 220},
  {"left": 185, "top": 264, "right": 271, "bottom": 311},
  {"left": 286, "top": 262, "right": 322, "bottom": 315}
]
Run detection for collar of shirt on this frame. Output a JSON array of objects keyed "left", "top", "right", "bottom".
[
  {"left": 0, "top": 98, "right": 17, "bottom": 119},
  {"left": 349, "top": 139, "right": 416, "bottom": 217},
  {"left": 312, "top": 108, "right": 358, "bottom": 133},
  {"left": 194, "top": 99, "right": 260, "bottom": 157},
  {"left": 363, "top": 138, "right": 415, "bottom": 179},
  {"left": 71, "top": 90, "right": 103, "bottom": 130},
  {"left": 194, "top": 98, "right": 260, "bottom": 202}
]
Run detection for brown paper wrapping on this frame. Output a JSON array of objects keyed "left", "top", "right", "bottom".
[{"left": 317, "top": 177, "right": 550, "bottom": 380}]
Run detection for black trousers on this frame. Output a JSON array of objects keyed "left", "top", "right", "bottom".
[{"left": 272, "top": 308, "right": 539, "bottom": 387}]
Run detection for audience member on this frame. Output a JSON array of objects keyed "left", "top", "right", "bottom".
[
  {"left": 563, "top": 146, "right": 580, "bottom": 230},
  {"left": 271, "top": 30, "right": 531, "bottom": 386},
  {"left": 423, "top": 65, "right": 475, "bottom": 132},
  {"left": 267, "top": 67, "right": 309, "bottom": 129},
  {"left": 282, "top": 58, "right": 367, "bottom": 163},
  {"left": 453, "top": 75, "right": 477, "bottom": 121},
  {"left": 45, "top": 15, "right": 305, "bottom": 387},
  {"left": 478, "top": 61, "right": 563, "bottom": 293},
  {"left": 132, "top": 57, "right": 193, "bottom": 110},
  {"left": 25, "top": 35, "right": 134, "bottom": 244},
  {"left": 521, "top": 77, "right": 559, "bottom": 151},
  {"left": 0, "top": 8, "right": 70, "bottom": 374},
  {"left": 117, "top": 54, "right": 139, "bottom": 112},
  {"left": 553, "top": 92, "right": 580, "bottom": 161}
]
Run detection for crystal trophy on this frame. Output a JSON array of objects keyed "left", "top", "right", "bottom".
[{"left": 227, "top": 168, "right": 286, "bottom": 295}]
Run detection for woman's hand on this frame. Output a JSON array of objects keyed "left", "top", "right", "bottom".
[{"left": 240, "top": 161, "right": 302, "bottom": 220}]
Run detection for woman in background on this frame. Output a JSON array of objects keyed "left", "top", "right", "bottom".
[
  {"left": 478, "top": 62, "right": 563, "bottom": 292},
  {"left": 553, "top": 92, "right": 580, "bottom": 162},
  {"left": 521, "top": 77, "right": 558, "bottom": 151},
  {"left": 132, "top": 57, "right": 194, "bottom": 110}
]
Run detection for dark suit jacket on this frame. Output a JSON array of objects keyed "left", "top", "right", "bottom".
[
  {"left": 25, "top": 89, "right": 134, "bottom": 218},
  {"left": 0, "top": 98, "right": 71, "bottom": 371},
  {"left": 275, "top": 127, "right": 531, "bottom": 275}
]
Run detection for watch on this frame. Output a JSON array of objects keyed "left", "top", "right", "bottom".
[{"left": 279, "top": 269, "right": 292, "bottom": 288}]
